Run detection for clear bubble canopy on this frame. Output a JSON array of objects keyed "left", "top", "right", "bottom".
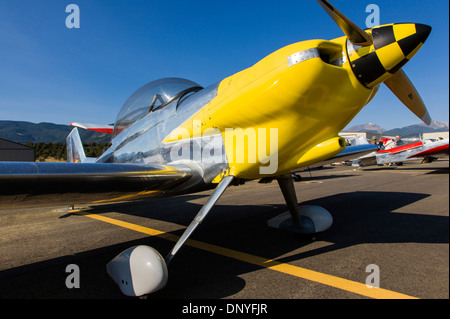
[{"left": 113, "top": 78, "right": 202, "bottom": 137}]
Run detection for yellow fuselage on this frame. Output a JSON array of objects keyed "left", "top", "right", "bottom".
[{"left": 166, "top": 36, "right": 378, "bottom": 180}]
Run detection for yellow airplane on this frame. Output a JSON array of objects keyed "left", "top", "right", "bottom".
[{"left": 0, "top": 0, "right": 432, "bottom": 296}]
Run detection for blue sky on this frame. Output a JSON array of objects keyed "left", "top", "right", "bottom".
[{"left": 0, "top": 0, "right": 448, "bottom": 130}]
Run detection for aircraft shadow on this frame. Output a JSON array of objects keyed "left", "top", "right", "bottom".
[
  {"left": 0, "top": 190, "right": 447, "bottom": 299},
  {"left": 278, "top": 191, "right": 449, "bottom": 263}
]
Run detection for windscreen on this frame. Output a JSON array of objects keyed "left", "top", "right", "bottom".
[{"left": 113, "top": 78, "right": 201, "bottom": 137}]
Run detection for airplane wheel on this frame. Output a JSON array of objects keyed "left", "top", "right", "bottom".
[
  {"left": 107, "top": 245, "right": 168, "bottom": 297},
  {"left": 268, "top": 205, "right": 333, "bottom": 235}
]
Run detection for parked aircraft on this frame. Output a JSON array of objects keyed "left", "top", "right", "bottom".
[
  {"left": 0, "top": 0, "right": 433, "bottom": 296},
  {"left": 354, "top": 138, "right": 449, "bottom": 166}
]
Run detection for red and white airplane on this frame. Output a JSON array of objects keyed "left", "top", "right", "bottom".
[{"left": 354, "top": 137, "right": 449, "bottom": 166}]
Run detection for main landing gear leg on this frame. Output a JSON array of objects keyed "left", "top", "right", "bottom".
[
  {"left": 267, "top": 174, "right": 333, "bottom": 234},
  {"left": 165, "top": 175, "right": 234, "bottom": 265},
  {"left": 106, "top": 175, "right": 234, "bottom": 297}
]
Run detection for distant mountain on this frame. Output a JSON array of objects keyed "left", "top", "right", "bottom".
[
  {"left": 344, "top": 123, "right": 386, "bottom": 133},
  {"left": 0, "top": 121, "right": 112, "bottom": 144},
  {"left": 419, "top": 120, "right": 449, "bottom": 130},
  {"left": 384, "top": 120, "right": 449, "bottom": 137},
  {"left": 1, "top": 119, "right": 448, "bottom": 145},
  {"left": 344, "top": 120, "right": 449, "bottom": 137}
]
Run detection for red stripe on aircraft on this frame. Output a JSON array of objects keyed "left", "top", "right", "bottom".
[
  {"left": 407, "top": 144, "right": 449, "bottom": 158},
  {"left": 378, "top": 141, "right": 423, "bottom": 154}
]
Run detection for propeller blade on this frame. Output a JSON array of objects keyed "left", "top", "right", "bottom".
[
  {"left": 384, "top": 69, "right": 431, "bottom": 125},
  {"left": 316, "top": 0, "right": 372, "bottom": 46}
]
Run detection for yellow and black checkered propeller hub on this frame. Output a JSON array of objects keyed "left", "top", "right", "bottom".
[
  {"left": 317, "top": 0, "right": 432, "bottom": 125},
  {"left": 348, "top": 23, "right": 432, "bottom": 88}
]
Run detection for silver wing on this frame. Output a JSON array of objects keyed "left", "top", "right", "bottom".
[{"left": 0, "top": 162, "right": 192, "bottom": 209}]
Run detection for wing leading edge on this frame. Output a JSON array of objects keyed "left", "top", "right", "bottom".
[{"left": 0, "top": 162, "right": 192, "bottom": 209}]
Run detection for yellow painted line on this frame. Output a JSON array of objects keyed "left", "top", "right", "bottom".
[{"left": 76, "top": 210, "right": 418, "bottom": 299}]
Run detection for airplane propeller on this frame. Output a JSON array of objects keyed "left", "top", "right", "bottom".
[
  {"left": 317, "top": 0, "right": 432, "bottom": 125},
  {"left": 316, "top": 0, "right": 372, "bottom": 46},
  {"left": 384, "top": 70, "right": 431, "bottom": 125}
]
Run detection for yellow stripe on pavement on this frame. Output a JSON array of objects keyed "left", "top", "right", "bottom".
[{"left": 77, "top": 210, "right": 418, "bottom": 299}]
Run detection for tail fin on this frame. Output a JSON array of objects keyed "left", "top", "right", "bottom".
[{"left": 66, "top": 128, "right": 96, "bottom": 163}]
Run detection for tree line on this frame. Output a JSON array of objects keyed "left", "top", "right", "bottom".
[{"left": 25, "top": 142, "right": 111, "bottom": 162}]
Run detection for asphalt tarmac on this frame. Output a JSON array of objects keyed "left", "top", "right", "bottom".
[{"left": 0, "top": 157, "right": 448, "bottom": 302}]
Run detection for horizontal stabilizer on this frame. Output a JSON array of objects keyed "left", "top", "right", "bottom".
[
  {"left": 0, "top": 162, "right": 192, "bottom": 208},
  {"left": 70, "top": 122, "right": 114, "bottom": 134}
]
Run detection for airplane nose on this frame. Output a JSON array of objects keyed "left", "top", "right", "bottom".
[
  {"left": 390, "top": 23, "right": 431, "bottom": 55},
  {"left": 348, "top": 23, "right": 432, "bottom": 88},
  {"left": 372, "top": 23, "right": 431, "bottom": 73}
]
